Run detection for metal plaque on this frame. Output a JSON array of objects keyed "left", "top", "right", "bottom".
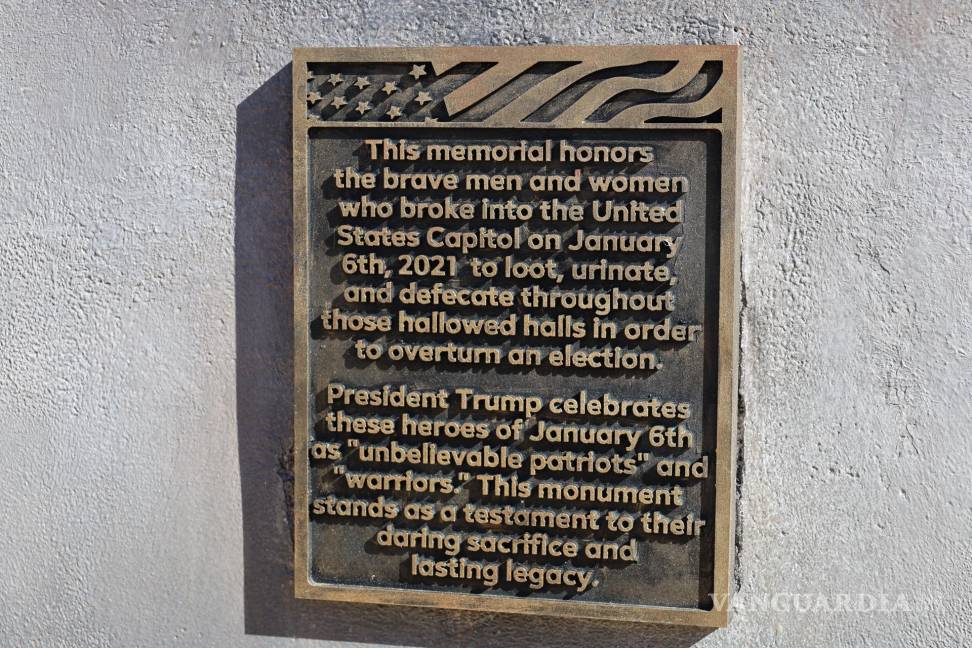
[{"left": 293, "top": 45, "right": 739, "bottom": 627}]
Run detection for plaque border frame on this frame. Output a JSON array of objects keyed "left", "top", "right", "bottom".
[{"left": 292, "top": 45, "right": 740, "bottom": 628}]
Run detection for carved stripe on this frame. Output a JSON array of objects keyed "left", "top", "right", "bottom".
[
  {"left": 548, "top": 58, "right": 707, "bottom": 126},
  {"left": 482, "top": 51, "right": 656, "bottom": 125},
  {"left": 605, "top": 75, "right": 726, "bottom": 126},
  {"left": 441, "top": 60, "right": 544, "bottom": 117}
]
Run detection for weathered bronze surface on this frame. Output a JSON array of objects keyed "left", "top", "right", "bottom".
[{"left": 293, "top": 45, "right": 739, "bottom": 627}]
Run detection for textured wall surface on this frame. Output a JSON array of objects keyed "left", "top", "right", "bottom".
[{"left": 1, "top": 2, "right": 970, "bottom": 647}]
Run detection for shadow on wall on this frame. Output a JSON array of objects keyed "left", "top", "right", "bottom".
[{"left": 234, "top": 64, "right": 713, "bottom": 648}]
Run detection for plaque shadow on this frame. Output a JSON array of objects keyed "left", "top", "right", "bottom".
[{"left": 234, "top": 64, "right": 714, "bottom": 648}]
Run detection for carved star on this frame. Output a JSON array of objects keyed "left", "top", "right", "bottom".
[
  {"left": 326, "top": 73, "right": 343, "bottom": 86},
  {"left": 415, "top": 91, "right": 433, "bottom": 106},
  {"left": 354, "top": 76, "right": 370, "bottom": 90},
  {"left": 424, "top": 116, "right": 439, "bottom": 123},
  {"left": 355, "top": 100, "right": 371, "bottom": 115},
  {"left": 381, "top": 81, "right": 399, "bottom": 95},
  {"left": 306, "top": 91, "right": 323, "bottom": 104},
  {"left": 330, "top": 95, "right": 348, "bottom": 109},
  {"left": 386, "top": 105, "right": 403, "bottom": 120},
  {"left": 409, "top": 64, "right": 427, "bottom": 80}
]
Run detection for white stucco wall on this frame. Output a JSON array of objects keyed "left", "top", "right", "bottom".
[{"left": 1, "top": 2, "right": 970, "bottom": 646}]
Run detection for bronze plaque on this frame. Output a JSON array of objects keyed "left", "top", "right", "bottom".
[{"left": 293, "top": 45, "right": 739, "bottom": 627}]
